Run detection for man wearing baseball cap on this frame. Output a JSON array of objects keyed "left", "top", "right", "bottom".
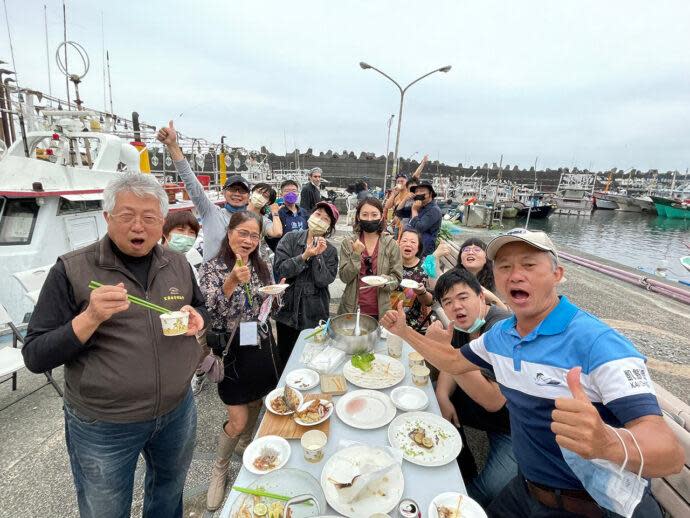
[
  {"left": 382, "top": 228, "right": 682, "bottom": 517},
  {"left": 158, "top": 122, "right": 251, "bottom": 261}
]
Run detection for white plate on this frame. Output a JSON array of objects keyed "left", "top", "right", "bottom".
[
  {"left": 342, "top": 353, "right": 405, "bottom": 390},
  {"left": 242, "top": 435, "right": 291, "bottom": 475},
  {"left": 336, "top": 390, "right": 397, "bottom": 430},
  {"left": 388, "top": 411, "right": 463, "bottom": 467},
  {"left": 428, "top": 492, "right": 487, "bottom": 518},
  {"left": 259, "top": 283, "right": 290, "bottom": 295},
  {"left": 294, "top": 399, "right": 334, "bottom": 426},
  {"left": 400, "top": 278, "right": 420, "bottom": 290},
  {"left": 321, "top": 445, "right": 404, "bottom": 518},
  {"left": 286, "top": 368, "right": 320, "bottom": 390},
  {"left": 390, "top": 386, "right": 429, "bottom": 412},
  {"left": 361, "top": 275, "right": 388, "bottom": 286},
  {"left": 264, "top": 387, "right": 304, "bottom": 416}
]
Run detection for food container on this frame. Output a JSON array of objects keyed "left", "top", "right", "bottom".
[
  {"left": 408, "top": 351, "right": 425, "bottom": 368},
  {"left": 387, "top": 334, "right": 403, "bottom": 359},
  {"left": 301, "top": 429, "right": 327, "bottom": 463},
  {"left": 327, "top": 313, "right": 379, "bottom": 355},
  {"left": 411, "top": 365, "right": 430, "bottom": 386},
  {"left": 159, "top": 311, "right": 189, "bottom": 336},
  {"left": 398, "top": 498, "right": 421, "bottom": 518}
]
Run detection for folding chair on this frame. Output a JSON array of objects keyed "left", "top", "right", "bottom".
[
  {"left": 0, "top": 303, "right": 63, "bottom": 401},
  {"left": 12, "top": 265, "right": 52, "bottom": 304}
]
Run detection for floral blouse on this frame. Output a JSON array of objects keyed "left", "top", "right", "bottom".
[
  {"left": 401, "top": 260, "right": 430, "bottom": 333},
  {"left": 198, "top": 257, "right": 273, "bottom": 335}
]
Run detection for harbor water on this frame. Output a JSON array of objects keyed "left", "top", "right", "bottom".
[{"left": 524, "top": 210, "right": 690, "bottom": 282}]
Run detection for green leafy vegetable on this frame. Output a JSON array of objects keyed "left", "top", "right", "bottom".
[{"left": 351, "top": 352, "right": 375, "bottom": 372}]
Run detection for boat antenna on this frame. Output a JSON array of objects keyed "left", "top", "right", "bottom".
[
  {"left": 44, "top": 4, "right": 52, "bottom": 97},
  {"left": 106, "top": 50, "right": 113, "bottom": 115},
  {"left": 62, "top": 0, "right": 70, "bottom": 109},
  {"left": 101, "top": 11, "right": 106, "bottom": 111},
  {"left": 2, "top": 0, "right": 20, "bottom": 87}
]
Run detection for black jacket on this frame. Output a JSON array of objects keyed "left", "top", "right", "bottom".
[
  {"left": 300, "top": 182, "right": 321, "bottom": 214},
  {"left": 273, "top": 230, "right": 338, "bottom": 329}
]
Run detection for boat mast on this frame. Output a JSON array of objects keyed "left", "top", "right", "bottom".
[
  {"left": 44, "top": 4, "right": 52, "bottom": 97},
  {"left": 62, "top": 0, "right": 70, "bottom": 109},
  {"left": 106, "top": 50, "right": 113, "bottom": 115}
]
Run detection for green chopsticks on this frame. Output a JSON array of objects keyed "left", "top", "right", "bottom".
[
  {"left": 231, "top": 486, "right": 313, "bottom": 505},
  {"left": 88, "top": 281, "right": 171, "bottom": 314},
  {"left": 235, "top": 258, "right": 253, "bottom": 305}
]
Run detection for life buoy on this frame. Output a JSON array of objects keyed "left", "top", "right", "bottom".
[{"left": 464, "top": 196, "right": 477, "bottom": 206}]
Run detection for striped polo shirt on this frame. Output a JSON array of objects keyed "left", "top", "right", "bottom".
[{"left": 461, "top": 296, "right": 661, "bottom": 489}]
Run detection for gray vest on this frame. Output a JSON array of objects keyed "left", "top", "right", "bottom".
[{"left": 61, "top": 236, "right": 200, "bottom": 423}]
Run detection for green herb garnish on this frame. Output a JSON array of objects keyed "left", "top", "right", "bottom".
[{"left": 351, "top": 352, "right": 375, "bottom": 372}]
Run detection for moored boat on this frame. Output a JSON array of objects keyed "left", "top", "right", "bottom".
[{"left": 593, "top": 192, "right": 618, "bottom": 210}]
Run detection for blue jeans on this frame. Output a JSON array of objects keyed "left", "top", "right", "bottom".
[
  {"left": 467, "top": 431, "right": 519, "bottom": 507},
  {"left": 63, "top": 390, "right": 197, "bottom": 518}
]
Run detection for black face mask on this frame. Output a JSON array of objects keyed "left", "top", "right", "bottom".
[
  {"left": 413, "top": 194, "right": 426, "bottom": 201},
  {"left": 359, "top": 219, "right": 381, "bottom": 233}
]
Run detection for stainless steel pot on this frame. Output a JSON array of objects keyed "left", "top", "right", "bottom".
[{"left": 327, "top": 313, "right": 379, "bottom": 355}]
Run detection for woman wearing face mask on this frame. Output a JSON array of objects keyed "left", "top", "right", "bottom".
[
  {"left": 456, "top": 237, "right": 507, "bottom": 310},
  {"left": 198, "top": 212, "right": 282, "bottom": 511},
  {"left": 248, "top": 183, "right": 283, "bottom": 262},
  {"left": 273, "top": 202, "right": 339, "bottom": 364},
  {"left": 161, "top": 211, "right": 200, "bottom": 255},
  {"left": 398, "top": 229, "right": 433, "bottom": 332},
  {"left": 338, "top": 198, "right": 402, "bottom": 319}
]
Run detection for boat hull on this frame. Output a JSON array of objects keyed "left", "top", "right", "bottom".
[
  {"left": 517, "top": 205, "right": 554, "bottom": 219},
  {"left": 593, "top": 193, "right": 618, "bottom": 210},
  {"left": 666, "top": 204, "right": 690, "bottom": 219}
]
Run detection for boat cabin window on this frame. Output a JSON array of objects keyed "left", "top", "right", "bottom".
[
  {"left": 32, "top": 136, "right": 102, "bottom": 168},
  {"left": 0, "top": 198, "right": 40, "bottom": 245},
  {"left": 58, "top": 198, "right": 102, "bottom": 215}
]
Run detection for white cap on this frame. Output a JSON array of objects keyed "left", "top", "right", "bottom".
[{"left": 486, "top": 228, "right": 558, "bottom": 261}]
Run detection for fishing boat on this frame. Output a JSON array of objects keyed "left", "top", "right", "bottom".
[
  {"left": 665, "top": 202, "right": 690, "bottom": 220},
  {"left": 592, "top": 192, "right": 618, "bottom": 210}
]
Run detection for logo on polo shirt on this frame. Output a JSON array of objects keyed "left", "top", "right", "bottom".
[
  {"left": 163, "top": 286, "right": 185, "bottom": 302},
  {"left": 623, "top": 368, "right": 649, "bottom": 389},
  {"left": 534, "top": 372, "right": 561, "bottom": 386}
]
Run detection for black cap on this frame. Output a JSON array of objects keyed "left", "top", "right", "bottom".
[
  {"left": 410, "top": 180, "right": 436, "bottom": 198},
  {"left": 223, "top": 174, "right": 250, "bottom": 191}
]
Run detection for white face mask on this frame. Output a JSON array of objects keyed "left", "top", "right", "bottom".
[
  {"left": 307, "top": 215, "right": 329, "bottom": 236},
  {"left": 250, "top": 191, "right": 267, "bottom": 209}
]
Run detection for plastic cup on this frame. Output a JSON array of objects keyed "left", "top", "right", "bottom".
[
  {"left": 408, "top": 351, "right": 425, "bottom": 368},
  {"left": 411, "top": 365, "right": 430, "bottom": 386},
  {"left": 301, "top": 429, "right": 327, "bottom": 463},
  {"left": 159, "top": 311, "right": 189, "bottom": 336},
  {"left": 387, "top": 334, "right": 403, "bottom": 358}
]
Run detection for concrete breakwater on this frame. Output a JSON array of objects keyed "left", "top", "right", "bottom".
[{"left": 0, "top": 228, "right": 688, "bottom": 518}]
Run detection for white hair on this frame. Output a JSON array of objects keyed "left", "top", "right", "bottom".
[
  {"left": 103, "top": 174, "right": 169, "bottom": 216},
  {"left": 309, "top": 167, "right": 322, "bottom": 177}
]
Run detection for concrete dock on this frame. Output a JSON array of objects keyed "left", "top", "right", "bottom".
[{"left": 1, "top": 226, "right": 688, "bottom": 518}]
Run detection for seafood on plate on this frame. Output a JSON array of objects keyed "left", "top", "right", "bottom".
[{"left": 294, "top": 399, "right": 332, "bottom": 424}]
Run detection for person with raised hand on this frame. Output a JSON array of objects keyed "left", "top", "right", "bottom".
[
  {"left": 157, "top": 120, "right": 251, "bottom": 261},
  {"left": 338, "top": 197, "right": 402, "bottom": 320},
  {"left": 381, "top": 229, "right": 682, "bottom": 517},
  {"left": 273, "top": 201, "right": 339, "bottom": 364}
]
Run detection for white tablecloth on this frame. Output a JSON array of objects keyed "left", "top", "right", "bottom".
[{"left": 220, "top": 329, "right": 466, "bottom": 517}]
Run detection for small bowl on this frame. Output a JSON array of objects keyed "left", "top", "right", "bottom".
[
  {"left": 160, "top": 311, "right": 189, "bottom": 336},
  {"left": 259, "top": 284, "right": 290, "bottom": 295},
  {"left": 294, "top": 399, "right": 333, "bottom": 426},
  {"left": 390, "top": 386, "right": 429, "bottom": 412},
  {"left": 400, "top": 278, "right": 421, "bottom": 290},
  {"left": 265, "top": 387, "right": 304, "bottom": 416}
]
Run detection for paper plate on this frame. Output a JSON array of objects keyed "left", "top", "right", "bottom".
[
  {"left": 400, "top": 278, "right": 421, "bottom": 290},
  {"left": 265, "top": 386, "right": 304, "bottom": 416},
  {"left": 286, "top": 368, "right": 320, "bottom": 390},
  {"left": 242, "top": 435, "right": 291, "bottom": 475},
  {"left": 390, "top": 386, "right": 429, "bottom": 412},
  {"left": 336, "top": 390, "right": 397, "bottom": 430},
  {"left": 428, "top": 492, "right": 487, "bottom": 518},
  {"left": 342, "top": 353, "right": 405, "bottom": 390},
  {"left": 294, "top": 399, "right": 333, "bottom": 426},
  {"left": 259, "top": 283, "right": 290, "bottom": 295},
  {"left": 361, "top": 275, "right": 388, "bottom": 286},
  {"left": 320, "top": 445, "right": 404, "bottom": 518},
  {"left": 388, "top": 411, "right": 462, "bottom": 467}
]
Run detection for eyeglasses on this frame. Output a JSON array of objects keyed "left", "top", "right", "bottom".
[
  {"left": 233, "top": 229, "right": 261, "bottom": 243},
  {"left": 461, "top": 245, "right": 484, "bottom": 254},
  {"left": 363, "top": 256, "right": 373, "bottom": 275},
  {"left": 109, "top": 212, "right": 162, "bottom": 227},
  {"left": 225, "top": 187, "right": 248, "bottom": 195}
]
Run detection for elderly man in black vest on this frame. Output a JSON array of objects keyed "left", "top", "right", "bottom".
[{"left": 22, "top": 173, "right": 206, "bottom": 518}]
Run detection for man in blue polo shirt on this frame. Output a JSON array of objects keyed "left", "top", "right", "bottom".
[{"left": 382, "top": 229, "right": 683, "bottom": 517}]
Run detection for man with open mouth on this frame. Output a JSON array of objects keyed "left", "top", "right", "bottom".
[{"left": 381, "top": 229, "right": 682, "bottom": 517}]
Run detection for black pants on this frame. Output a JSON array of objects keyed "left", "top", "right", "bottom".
[
  {"left": 487, "top": 475, "right": 663, "bottom": 518},
  {"left": 275, "top": 321, "right": 302, "bottom": 370}
]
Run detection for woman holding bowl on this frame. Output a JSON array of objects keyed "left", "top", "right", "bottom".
[
  {"left": 273, "top": 201, "right": 340, "bottom": 364},
  {"left": 198, "top": 211, "right": 282, "bottom": 511},
  {"left": 338, "top": 198, "right": 402, "bottom": 320}
]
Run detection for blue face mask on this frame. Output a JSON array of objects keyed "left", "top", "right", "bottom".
[
  {"left": 167, "top": 233, "right": 196, "bottom": 254},
  {"left": 225, "top": 203, "right": 246, "bottom": 214},
  {"left": 454, "top": 317, "right": 486, "bottom": 334}
]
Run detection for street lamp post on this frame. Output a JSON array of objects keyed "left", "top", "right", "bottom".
[
  {"left": 382, "top": 114, "right": 395, "bottom": 191},
  {"left": 360, "top": 62, "right": 451, "bottom": 189}
]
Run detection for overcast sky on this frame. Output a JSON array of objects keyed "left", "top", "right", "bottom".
[{"left": 4, "top": 1, "right": 690, "bottom": 171}]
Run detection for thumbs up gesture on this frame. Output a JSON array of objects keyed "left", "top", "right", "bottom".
[
  {"left": 157, "top": 120, "right": 178, "bottom": 146},
  {"left": 381, "top": 300, "right": 407, "bottom": 336},
  {"left": 551, "top": 367, "right": 616, "bottom": 460}
]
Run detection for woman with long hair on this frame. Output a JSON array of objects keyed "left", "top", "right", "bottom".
[
  {"left": 338, "top": 198, "right": 402, "bottom": 319},
  {"left": 198, "top": 212, "right": 282, "bottom": 511},
  {"left": 274, "top": 202, "right": 339, "bottom": 364},
  {"left": 456, "top": 237, "right": 507, "bottom": 309}
]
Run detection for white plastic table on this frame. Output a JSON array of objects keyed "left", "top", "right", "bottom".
[{"left": 220, "top": 329, "right": 466, "bottom": 517}]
